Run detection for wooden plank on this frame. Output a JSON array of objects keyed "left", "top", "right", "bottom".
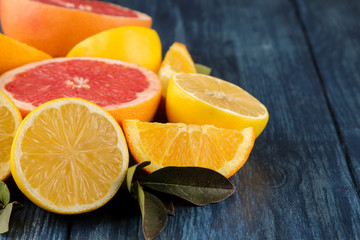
[
  {"left": 67, "top": 0, "right": 360, "bottom": 239},
  {"left": 0, "top": 0, "right": 359, "bottom": 239},
  {"left": 0, "top": 177, "right": 69, "bottom": 240},
  {"left": 294, "top": 0, "right": 360, "bottom": 186}
]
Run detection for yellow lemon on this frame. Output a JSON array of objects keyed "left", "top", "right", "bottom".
[
  {"left": 67, "top": 26, "right": 162, "bottom": 73},
  {"left": 166, "top": 73, "right": 269, "bottom": 137},
  {"left": 0, "top": 90, "right": 22, "bottom": 180},
  {"left": 11, "top": 98, "right": 128, "bottom": 214}
]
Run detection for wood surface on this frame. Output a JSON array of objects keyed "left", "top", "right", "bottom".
[{"left": 1, "top": 0, "right": 359, "bottom": 239}]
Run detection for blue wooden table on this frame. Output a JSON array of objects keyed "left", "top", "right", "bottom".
[{"left": 1, "top": 0, "right": 360, "bottom": 239}]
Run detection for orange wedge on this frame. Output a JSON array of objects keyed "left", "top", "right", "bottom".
[
  {"left": 0, "top": 33, "right": 51, "bottom": 75},
  {"left": 11, "top": 98, "right": 128, "bottom": 214},
  {"left": 158, "top": 42, "right": 196, "bottom": 97},
  {"left": 123, "top": 119, "right": 255, "bottom": 178},
  {"left": 0, "top": 90, "right": 22, "bottom": 180},
  {"left": 166, "top": 73, "right": 269, "bottom": 137}
]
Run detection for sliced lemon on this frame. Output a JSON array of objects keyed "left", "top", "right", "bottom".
[
  {"left": 10, "top": 98, "right": 128, "bottom": 214},
  {"left": 166, "top": 73, "right": 269, "bottom": 137},
  {"left": 0, "top": 90, "right": 22, "bottom": 180}
]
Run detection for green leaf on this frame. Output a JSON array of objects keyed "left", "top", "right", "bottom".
[
  {"left": 195, "top": 63, "right": 212, "bottom": 75},
  {"left": 159, "top": 196, "right": 175, "bottom": 216},
  {"left": 0, "top": 182, "right": 10, "bottom": 205},
  {"left": 140, "top": 167, "right": 235, "bottom": 206},
  {"left": 134, "top": 182, "right": 168, "bottom": 240},
  {"left": 126, "top": 161, "right": 151, "bottom": 192},
  {"left": 0, "top": 202, "right": 13, "bottom": 234}
]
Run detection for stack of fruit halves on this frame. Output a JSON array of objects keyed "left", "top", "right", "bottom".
[{"left": 0, "top": 0, "right": 268, "bottom": 214}]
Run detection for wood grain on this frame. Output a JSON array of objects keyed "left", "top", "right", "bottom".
[
  {"left": 70, "top": 0, "right": 360, "bottom": 239},
  {"left": 1, "top": 0, "right": 360, "bottom": 239},
  {"left": 294, "top": 0, "right": 360, "bottom": 187}
]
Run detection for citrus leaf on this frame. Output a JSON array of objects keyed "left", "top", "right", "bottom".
[
  {"left": 0, "top": 182, "right": 10, "bottom": 206},
  {"left": 195, "top": 63, "right": 212, "bottom": 75},
  {"left": 126, "top": 161, "right": 151, "bottom": 192},
  {"left": 159, "top": 196, "right": 175, "bottom": 216},
  {"left": 140, "top": 167, "right": 236, "bottom": 206},
  {"left": 0, "top": 202, "right": 13, "bottom": 234},
  {"left": 134, "top": 182, "right": 168, "bottom": 240}
]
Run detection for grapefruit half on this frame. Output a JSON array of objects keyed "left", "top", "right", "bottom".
[
  {"left": 0, "top": 57, "right": 162, "bottom": 124},
  {"left": 0, "top": 0, "right": 152, "bottom": 57}
]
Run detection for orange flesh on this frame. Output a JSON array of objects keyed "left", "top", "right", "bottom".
[{"left": 136, "top": 123, "right": 245, "bottom": 170}]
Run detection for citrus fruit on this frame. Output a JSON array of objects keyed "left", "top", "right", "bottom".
[
  {"left": 166, "top": 73, "right": 269, "bottom": 137},
  {"left": 154, "top": 42, "right": 196, "bottom": 122},
  {"left": 158, "top": 42, "right": 196, "bottom": 97},
  {"left": 123, "top": 120, "right": 255, "bottom": 178},
  {"left": 0, "top": 33, "right": 51, "bottom": 75},
  {"left": 0, "top": 0, "right": 152, "bottom": 57},
  {"left": 0, "top": 90, "right": 22, "bottom": 181},
  {"left": 11, "top": 98, "right": 129, "bottom": 214},
  {"left": 0, "top": 57, "right": 161, "bottom": 124},
  {"left": 67, "top": 26, "right": 162, "bottom": 73}
]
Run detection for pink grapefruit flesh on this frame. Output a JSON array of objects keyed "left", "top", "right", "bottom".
[{"left": 0, "top": 57, "right": 162, "bottom": 124}]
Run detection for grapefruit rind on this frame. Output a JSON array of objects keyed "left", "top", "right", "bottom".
[
  {"left": 0, "top": 0, "right": 152, "bottom": 56},
  {"left": 10, "top": 98, "right": 129, "bottom": 214}
]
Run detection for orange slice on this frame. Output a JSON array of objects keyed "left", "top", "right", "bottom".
[
  {"left": 166, "top": 73, "right": 269, "bottom": 137},
  {"left": 158, "top": 42, "right": 196, "bottom": 97},
  {"left": 123, "top": 119, "right": 255, "bottom": 178},
  {"left": 0, "top": 90, "right": 22, "bottom": 180},
  {"left": 0, "top": 33, "right": 51, "bottom": 75},
  {"left": 11, "top": 98, "right": 129, "bottom": 214}
]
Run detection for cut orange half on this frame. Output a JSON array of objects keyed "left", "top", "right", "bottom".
[
  {"left": 10, "top": 98, "right": 129, "bottom": 214},
  {"left": 0, "top": 90, "right": 22, "bottom": 180},
  {"left": 123, "top": 119, "right": 255, "bottom": 178},
  {"left": 166, "top": 73, "right": 269, "bottom": 137}
]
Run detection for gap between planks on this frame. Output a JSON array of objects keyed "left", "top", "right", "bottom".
[{"left": 289, "top": 0, "right": 360, "bottom": 199}]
